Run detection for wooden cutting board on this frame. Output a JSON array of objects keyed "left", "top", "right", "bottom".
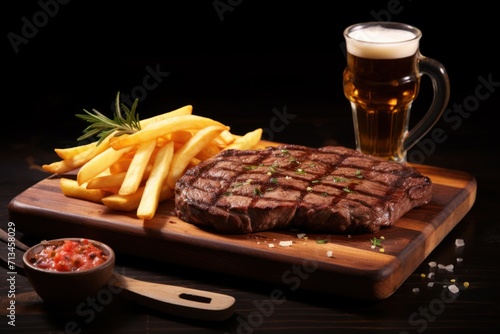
[{"left": 8, "top": 163, "right": 476, "bottom": 300}]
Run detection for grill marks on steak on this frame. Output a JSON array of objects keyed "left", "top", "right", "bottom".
[{"left": 174, "top": 145, "right": 433, "bottom": 234}]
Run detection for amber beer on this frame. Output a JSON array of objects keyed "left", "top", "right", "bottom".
[{"left": 343, "top": 22, "right": 449, "bottom": 163}]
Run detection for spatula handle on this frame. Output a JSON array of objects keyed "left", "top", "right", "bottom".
[{"left": 112, "top": 273, "right": 235, "bottom": 321}]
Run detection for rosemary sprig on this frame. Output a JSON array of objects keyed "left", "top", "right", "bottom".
[{"left": 76, "top": 92, "right": 142, "bottom": 145}]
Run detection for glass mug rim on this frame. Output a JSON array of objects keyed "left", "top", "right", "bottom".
[{"left": 344, "top": 21, "right": 422, "bottom": 45}]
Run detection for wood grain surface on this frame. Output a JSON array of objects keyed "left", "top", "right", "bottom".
[{"left": 8, "top": 164, "right": 476, "bottom": 300}]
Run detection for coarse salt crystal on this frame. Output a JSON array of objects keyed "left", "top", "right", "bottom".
[
  {"left": 455, "top": 239, "right": 465, "bottom": 247},
  {"left": 428, "top": 272, "right": 435, "bottom": 279},
  {"left": 456, "top": 257, "right": 463, "bottom": 262},
  {"left": 297, "top": 233, "right": 306, "bottom": 239},
  {"left": 438, "top": 264, "right": 446, "bottom": 269},
  {"left": 448, "top": 284, "right": 460, "bottom": 293},
  {"left": 326, "top": 250, "right": 333, "bottom": 258},
  {"left": 445, "top": 264, "right": 454, "bottom": 272},
  {"left": 412, "top": 288, "right": 420, "bottom": 293},
  {"left": 279, "top": 240, "right": 293, "bottom": 247},
  {"left": 268, "top": 243, "right": 275, "bottom": 248},
  {"left": 428, "top": 282, "right": 434, "bottom": 287},
  {"left": 428, "top": 261, "right": 437, "bottom": 267}
]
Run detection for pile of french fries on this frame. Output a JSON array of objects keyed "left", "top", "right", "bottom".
[{"left": 42, "top": 105, "right": 263, "bottom": 220}]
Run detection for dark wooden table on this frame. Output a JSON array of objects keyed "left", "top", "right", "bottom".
[{"left": 1, "top": 108, "right": 499, "bottom": 334}]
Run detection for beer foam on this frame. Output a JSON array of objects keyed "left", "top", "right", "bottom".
[{"left": 346, "top": 25, "right": 420, "bottom": 59}]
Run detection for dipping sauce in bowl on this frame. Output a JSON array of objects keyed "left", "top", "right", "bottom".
[
  {"left": 23, "top": 238, "right": 115, "bottom": 305},
  {"left": 28, "top": 239, "right": 109, "bottom": 272}
]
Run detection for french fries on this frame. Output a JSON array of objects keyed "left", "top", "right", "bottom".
[
  {"left": 87, "top": 172, "right": 127, "bottom": 192},
  {"left": 166, "top": 125, "right": 227, "bottom": 188},
  {"left": 42, "top": 159, "right": 75, "bottom": 175},
  {"left": 137, "top": 141, "right": 174, "bottom": 219},
  {"left": 55, "top": 142, "right": 97, "bottom": 160},
  {"left": 77, "top": 146, "right": 134, "bottom": 185},
  {"left": 101, "top": 188, "right": 146, "bottom": 212},
  {"left": 119, "top": 139, "right": 157, "bottom": 195},
  {"left": 60, "top": 178, "right": 108, "bottom": 203},
  {"left": 46, "top": 105, "right": 264, "bottom": 220},
  {"left": 43, "top": 135, "right": 114, "bottom": 174},
  {"left": 109, "top": 115, "right": 228, "bottom": 150},
  {"left": 223, "top": 128, "right": 263, "bottom": 151}
]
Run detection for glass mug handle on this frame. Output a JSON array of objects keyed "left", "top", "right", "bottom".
[{"left": 403, "top": 56, "right": 450, "bottom": 153}]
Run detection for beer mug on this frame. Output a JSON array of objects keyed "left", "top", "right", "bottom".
[{"left": 343, "top": 22, "right": 450, "bottom": 163}]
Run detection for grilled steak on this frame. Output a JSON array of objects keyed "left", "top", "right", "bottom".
[{"left": 174, "top": 145, "right": 432, "bottom": 234}]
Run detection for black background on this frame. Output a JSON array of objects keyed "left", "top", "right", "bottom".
[{"left": 3, "top": 0, "right": 498, "bottom": 160}]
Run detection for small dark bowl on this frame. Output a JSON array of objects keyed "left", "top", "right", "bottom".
[{"left": 22, "top": 238, "right": 115, "bottom": 305}]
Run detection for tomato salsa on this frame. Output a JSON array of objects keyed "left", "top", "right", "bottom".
[{"left": 28, "top": 239, "right": 109, "bottom": 272}]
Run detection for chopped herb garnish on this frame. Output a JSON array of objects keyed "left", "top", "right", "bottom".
[
  {"left": 355, "top": 169, "right": 364, "bottom": 178},
  {"left": 244, "top": 165, "right": 258, "bottom": 171},
  {"left": 311, "top": 179, "right": 320, "bottom": 184},
  {"left": 270, "top": 177, "right": 278, "bottom": 184},
  {"left": 281, "top": 149, "right": 289, "bottom": 154},
  {"left": 296, "top": 168, "right": 305, "bottom": 174},
  {"left": 370, "top": 237, "right": 383, "bottom": 248},
  {"left": 343, "top": 187, "right": 352, "bottom": 193},
  {"left": 253, "top": 188, "right": 263, "bottom": 197},
  {"left": 333, "top": 176, "right": 349, "bottom": 183},
  {"left": 316, "top": 239, "right": 328, "bottom": 244}
]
